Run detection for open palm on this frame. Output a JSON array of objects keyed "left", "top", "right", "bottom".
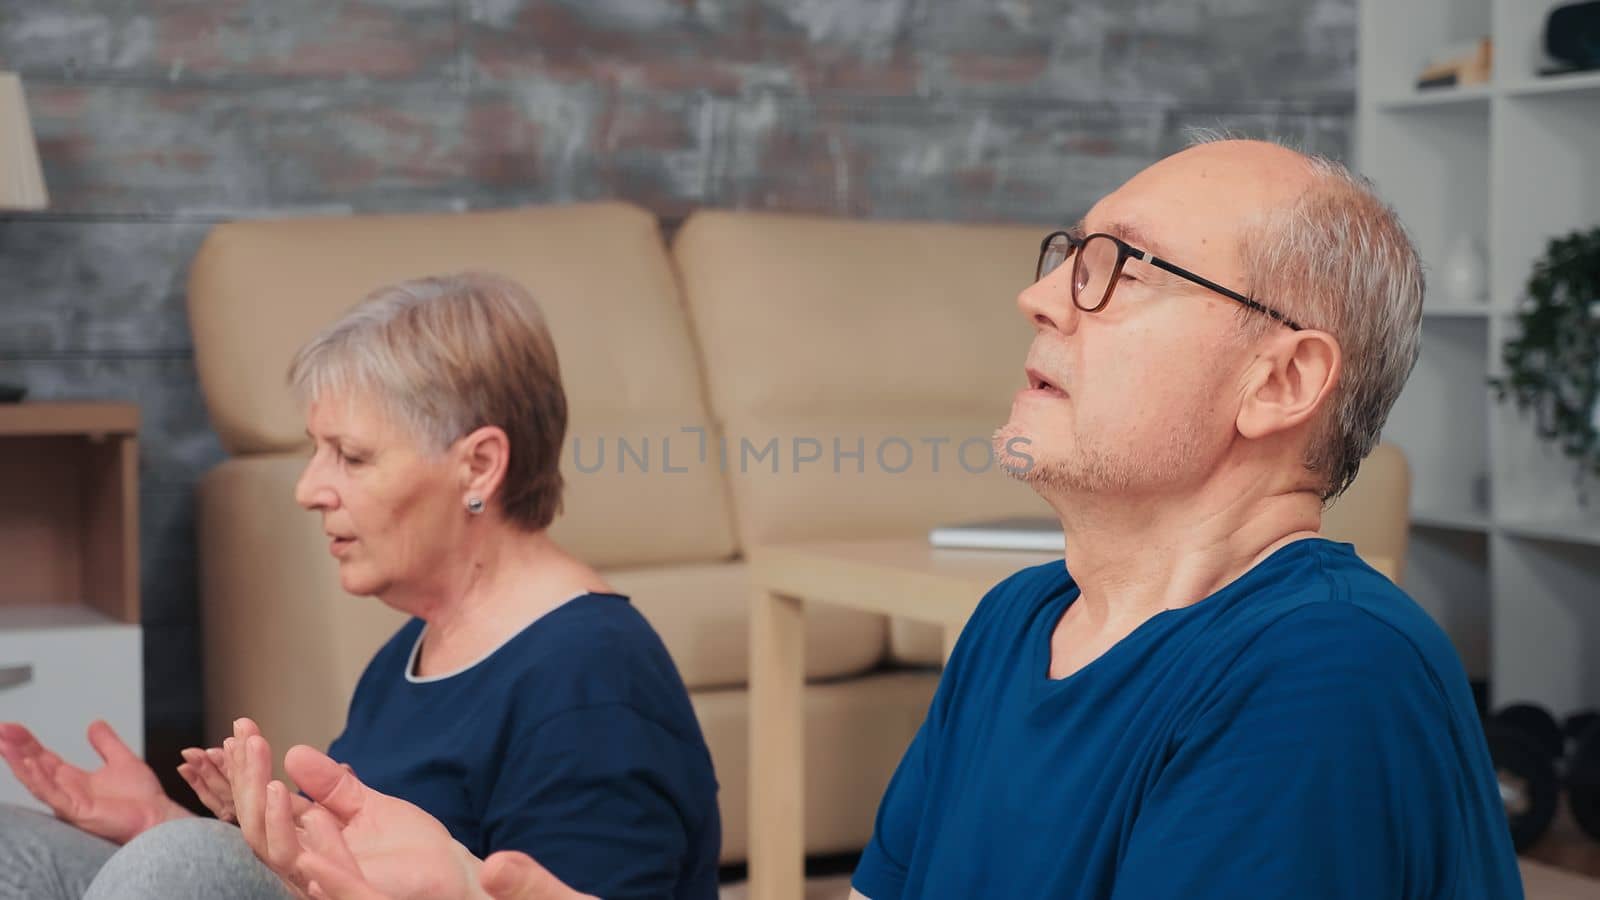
[
  {"left": 0, "top": 720, "right": 184, "bottom": 844},
  {"left": 234, "top": 740, "right": 471, "bottom": 899},
  {"left": 296, "top": 772, "right": 471, "bottom": 900}
]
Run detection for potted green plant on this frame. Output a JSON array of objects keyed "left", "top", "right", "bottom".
[{"left": 1490, "top": 227, "right": 1600, "bottom": 498}]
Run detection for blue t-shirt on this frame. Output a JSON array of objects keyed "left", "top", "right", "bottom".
[
  {"left": 327, "top": 592, "right": 720, "bottom": 900},
  {"left": 852, "top": 539, "right": 1521, "bottom": 900}
]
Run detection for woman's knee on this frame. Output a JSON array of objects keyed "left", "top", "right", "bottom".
[
  {"left": 83, "top": 817, "right": 290, "bottom": 900},
  {"left": 0, "top": 804, "right": 118, "bottom": 900}
]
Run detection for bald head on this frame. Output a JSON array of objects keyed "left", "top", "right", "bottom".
[{"left": 1082, "top": 140, "right": 1322, "bottom": 298}]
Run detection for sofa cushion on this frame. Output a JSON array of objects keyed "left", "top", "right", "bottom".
[
  {"left": 673, "top": 210, "right": 1055, "bottom": 662},
  {"left": 188, "top": 202, "right": 737, "bottom": 569},
  {"left": 672, "top": 210, "right": 1051, "bottom": 544},
  {"left": 607, "top": 560, "right": 886, "bottom": 690}
]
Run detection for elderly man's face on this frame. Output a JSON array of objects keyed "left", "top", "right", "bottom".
[{"left": 996, "top": 141, "right": 1312, "bottom": 497}]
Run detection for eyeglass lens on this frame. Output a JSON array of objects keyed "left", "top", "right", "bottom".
[{"left": 1038, "top": 233, "right": 1120, "bottom": 312}]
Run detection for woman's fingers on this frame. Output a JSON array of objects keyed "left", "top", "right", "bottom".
[
  {"left": 297, "top": 806, "right": 362, "bottom": 876},
  {"left": 176, "top": 760, "right": 214, "bottom": 806},
  {"left": 263, "top": 780, "right": 302, "bottom": 875},
  {"left": 295, "top": 808, "right": 389, "bottom": 900},
  {"left": 189, "top": 748, "right": 237, "bottom": 819},
  {"left": 84, "top": 720, "right": 138, "bottom": 767},
  {"left": 298, "top": 850, "right": 390, "bottom": 900},
  {"left": 178, "top": 753, "right": 234, "bottom": 821},
  {"left": 5, "top": 748, "right": 55, "bottom": 803},
  {"left": 20, "top": 756, "right": 76, "bottom": 816},
  {"left": 228, "top": 727, "right": 269, "bottom": 850}
]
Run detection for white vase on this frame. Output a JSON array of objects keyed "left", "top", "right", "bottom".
[{"left": 1442, "top": 233, "right": 1488, "bottom": 306}]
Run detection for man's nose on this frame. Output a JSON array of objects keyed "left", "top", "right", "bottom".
[{"left": 1017, "top": 267, "right": 1080, "bottom": 335}]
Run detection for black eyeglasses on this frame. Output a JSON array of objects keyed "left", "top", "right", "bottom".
[{"left": 1035, "top": 230, "right": 1305, "bottom": 331}]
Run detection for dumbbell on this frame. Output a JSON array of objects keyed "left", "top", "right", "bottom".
[
  {"left": 1485, "top": 704, "right": 1563, "bottom": 852},
  {"left": 1487, "top": 704, "right": 1563, "bottom": 850},
  {"left": 1569, "top": 716, "right": 1600, "bottom": 842}
]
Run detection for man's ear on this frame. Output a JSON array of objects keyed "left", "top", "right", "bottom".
[
  {"left": 457, "top": 425, "right": 511, "bottom": 508},
  {"left": 1237, "top": 329, "right": 1341, "bottom": 440}
]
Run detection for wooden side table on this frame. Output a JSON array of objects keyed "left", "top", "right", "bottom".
[
  {"left": 743, "top": 537, "right": 1401, "bottom": 900},
  {"left": 746, "top": 537, "right": 1057, "bottom": 900},
  {"left": 0, "top": 402, "right": 143, "bottom": 811}
]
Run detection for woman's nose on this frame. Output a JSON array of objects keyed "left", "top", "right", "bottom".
[{"left": 294, "top": 458, "right": 333, "bottom": 511}]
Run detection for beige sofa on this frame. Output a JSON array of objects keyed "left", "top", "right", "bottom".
[
  {"left": 188, "top": 201, "right": 1053, "bottom": 864},
  {"left": 188, "top": 201, "right": 1410, "bottom": 865}
]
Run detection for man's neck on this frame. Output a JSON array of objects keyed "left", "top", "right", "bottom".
[{"left": 1048, "top": 471, "right": 1324, "bottom": 628}]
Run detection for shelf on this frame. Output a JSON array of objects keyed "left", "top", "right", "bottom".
[
  {"left": 0, "top": 403, "right": 139, "bottom": 438},
  {"left": 1502, "top": 71, "right": 1600, "bottom": 99},
  {"left": 0, "top": 604, "right": 128, "bottom": 632},
  {"left": 1376, "top": 85, "right": 1491, "bottom": 111},
  {"left": 1412, "top": 505, "right": 1493, "bottom": 533},
  {"left": 1360, "top": 0, "right": 1600, "bottom": 714},
  {"left": 1422, "top": 304, "right": 1494, "bottom": 318},
  {"left": 1498, "top": 515, "right": 1600, "bottom": 548}
]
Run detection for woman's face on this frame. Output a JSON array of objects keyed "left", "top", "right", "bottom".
[{"left": 294, "top": 391, "right": 461, "bottom": 600}]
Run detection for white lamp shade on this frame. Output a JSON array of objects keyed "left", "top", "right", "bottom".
[{"left": 0, "top": 72, "right": 49, "bottom": 210}]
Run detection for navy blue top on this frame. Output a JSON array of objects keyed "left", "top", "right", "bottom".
[
  {"left": 327, "top": 592, "right": 720, "bottom": 900},
  {"left": 852, "top": 539, "right": 1521, "bottom": 900}
]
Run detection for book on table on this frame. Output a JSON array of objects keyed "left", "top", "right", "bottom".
[{"left": 928, "top": 516, "right": 1063, "bottom": 552}]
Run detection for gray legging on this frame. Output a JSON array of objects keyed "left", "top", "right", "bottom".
[{"left": 0, "top": 803, "right": 294, "bottom": 899}]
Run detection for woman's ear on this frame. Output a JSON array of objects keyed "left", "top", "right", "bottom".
[
  {"left": 1236, "top": 329, "right": 1341, "bottom": 440},
  {"left": 457, "top": 425, "right": 511, "bottom": 507}
]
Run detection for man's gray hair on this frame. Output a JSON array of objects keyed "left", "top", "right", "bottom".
[{"left": 1188, "top": 128, "right": 1424, "bottom": 500}]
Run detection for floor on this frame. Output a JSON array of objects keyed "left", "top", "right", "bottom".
[
  {"left": 718, "top": 875, "right": 852, "bottom": 900},
  {"left": 1525, "top": 800, "right": 1600, "bottom": 880},
  {"left": 716, "top": 849, "right": 1600, "bottom": 900}
]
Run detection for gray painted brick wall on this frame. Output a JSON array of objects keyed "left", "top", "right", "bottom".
[{"left": 0, "top": 0, "right": 1355, "bottom": 789}]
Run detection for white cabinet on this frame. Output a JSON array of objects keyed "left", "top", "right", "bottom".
[
  {"left": 0, "top": 606, "right": 143, "bottom": 811},
  {"left": 0, "top": 402, "right": 144, "bottom": 809}
]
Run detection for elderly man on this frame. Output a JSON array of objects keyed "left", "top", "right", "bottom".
[
  {"left": 846, "top": 137, "right": 1521, "bottom": 899},
  {"left": 228, "top": 138, "right": 1522, "bottom": 900}
]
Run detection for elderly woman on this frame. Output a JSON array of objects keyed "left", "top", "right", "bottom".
[{"left": 0, "top": 272, "right": 721, "bottom": 900}]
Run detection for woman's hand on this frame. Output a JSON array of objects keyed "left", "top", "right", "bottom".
[
  {"left": 0, "top": 720, "right": 190, "bottom": 844},
  {"left": 246, "top": 742, "right": 594, "bottom": 900},
  {"left": 297, "top": 844, "right": 590, "bottom": 900},
  {"left": 177, "top": 744, "right": 236, "bottom": 821},
  {"left": 176, "top": 719, "right": 259, "bottom": 822}
]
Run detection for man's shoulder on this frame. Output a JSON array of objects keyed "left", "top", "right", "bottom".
[
  {"left": 953, "top": 560, "right": 1074, "bottom": 654},
  {"left": 1219, "top": 540, "right": 1464, "bottom": 695},
  {"left": 975, "top": 559, "right": 1074, "bottom": 616}
]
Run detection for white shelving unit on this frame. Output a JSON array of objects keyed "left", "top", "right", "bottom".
[{"left": 1358, "top": 0, "right": 1600, "bottom": 715}]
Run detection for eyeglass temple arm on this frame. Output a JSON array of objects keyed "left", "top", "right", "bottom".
[{"left": 1142, "top": 253, "right": 1305, "bottom": 330}]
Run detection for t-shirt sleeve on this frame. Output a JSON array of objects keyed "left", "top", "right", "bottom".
[
  {"left": 852, "top": 591, "right": 987, "bottom": 900},
  {"left": 481, "top": 703, "right": 701, "bottom": 900},
  {"left": 851, "top": 709, "right": 938, "bottom": 900},
  {"left": 1110, "top": 603, "right": 1468, "bottom": 900}
]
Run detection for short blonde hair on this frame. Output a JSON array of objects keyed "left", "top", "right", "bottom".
[{"left": 287, "top": 271, "right": 567, "bottom": 530}]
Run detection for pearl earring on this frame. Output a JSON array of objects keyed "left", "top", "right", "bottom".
[{"left": 465, "top": 496, "right": 485, "bottom": 515}]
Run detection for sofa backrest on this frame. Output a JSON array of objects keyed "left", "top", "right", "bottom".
[
  {"left": 672, "top": 209, "right": 1051, "bottom": 549},
  {"left": 187, "top": 202, "right": 737, "bottom": 569}
]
